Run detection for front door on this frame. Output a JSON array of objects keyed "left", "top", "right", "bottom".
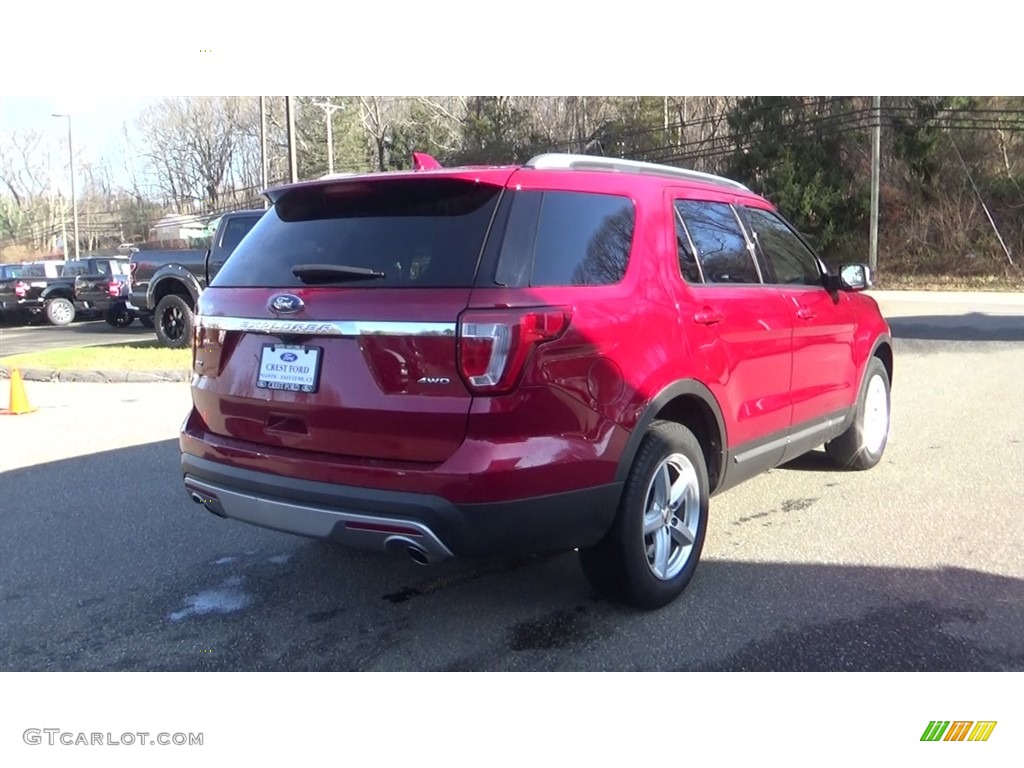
[{"left": 738, "top": 205, "right": 858, "bottom": 458}]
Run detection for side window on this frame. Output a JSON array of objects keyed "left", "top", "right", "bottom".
[
  {"left": 743, "top": 207, "right": 821, "bottom": 286},
  {"left": 495, "top": 191, "right": 635, "bottom": 287},
  {"left": 219, "top": 216, "right": 260, "bottom": 255},
  {"left": 675, "top": 201, "right": 760, "bottom": 284},
  {"left": 674, "top": 207, "right": 703, "bottom": 283}
]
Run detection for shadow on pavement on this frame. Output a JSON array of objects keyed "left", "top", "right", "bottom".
[
  {"left": 887, "top": 312, "right": 1024, "bottom": 342},
  {"left": 1, "top": 440, "right": 1022, "bottom": 672}
]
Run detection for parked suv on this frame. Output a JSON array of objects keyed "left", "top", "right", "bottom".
[{"left": 180, "top": 153, "right": 893, "bottom": 609}]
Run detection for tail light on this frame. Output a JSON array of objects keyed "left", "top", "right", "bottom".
[
  {"left": 107, "top": 281, "right": 121, "bottom": 297},
  {"left": 13, "top": 280, "right": 29, "bottom": 298},
  {"left": 457, "top": 307, "right": 571, "bottom": 394}
]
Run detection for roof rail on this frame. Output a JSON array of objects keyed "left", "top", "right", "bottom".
[{"left": 524, "top": 153, "right": 750, "bottom": 192}]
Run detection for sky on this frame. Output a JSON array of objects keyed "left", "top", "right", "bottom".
[{"left": 0, "top": 96, "right": 155, "bottom": 192}]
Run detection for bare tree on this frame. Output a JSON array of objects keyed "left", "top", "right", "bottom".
[{"left": 136, "top": 97, "right": 254, "bottom": 213}]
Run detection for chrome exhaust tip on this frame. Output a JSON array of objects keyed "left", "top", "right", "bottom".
[{"left": 384, "top": 535, "right": 433, "bottom": 565}]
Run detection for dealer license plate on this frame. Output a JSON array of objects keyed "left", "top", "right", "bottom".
[{"left": 256, "top": 344, "right": 322, "bottom": 393}]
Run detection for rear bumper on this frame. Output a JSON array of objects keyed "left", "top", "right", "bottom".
[{"left": 181, "top": 452, "right": 622, "bottom": 559}]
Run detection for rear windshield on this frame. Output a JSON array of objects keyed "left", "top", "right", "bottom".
[{"left": 213, "top": 178, "right": 502, "bottom": 288}]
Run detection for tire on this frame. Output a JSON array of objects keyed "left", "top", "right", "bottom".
[
  {"left": 154, "top": 294, "right": 194, "bottom": 348},
  {"left": 139, "top": 314, "right": 155, "bottom": 329},
  {"left": 825, "top": 357, "right": 891, "bottom": 470},
  {"left": 105, "top": 304, "right": 136, "bottom": 328},
  {"left": 45, "top": 297, "right": 76, "bottom": 326},
  {"left": 579, "top": 420, "right": 709, "bottom": 610}
]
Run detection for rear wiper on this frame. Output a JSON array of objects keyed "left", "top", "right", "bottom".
[{"left": 292, "top": 264, "right": 385, "bottom": 283}]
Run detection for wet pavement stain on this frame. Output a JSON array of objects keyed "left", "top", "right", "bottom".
[
  {"left": 381, "top": 553, "right": 563, "bottom": 604},
  {"left": 734, "top": 511, "right": 771, "bottom": 526},
  {"left": 383, "top": 587, "right": 422, "bottom": 604},
  {"left": 781, "top": 497, "right": 818, "bottom": 512},
  {"left": 307, "top": 608, "right": 346, "bottom": 624},
  {"left": 508, "top": 608, "right": 589, "bottom": 652}
]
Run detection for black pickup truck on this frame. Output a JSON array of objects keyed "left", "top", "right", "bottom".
[
  {"left": 129, "top": 209, "right": 263, "bottom": 347},
  {"left": 0, "top": 257, "right": 131, "bottom": 326}
]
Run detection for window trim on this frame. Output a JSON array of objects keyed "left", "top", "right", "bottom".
[
  {"left": 673, "top": 198, "right": 765, "bottom": 287},
  {"left": 737, "top": 204, "right": 825, "bottom": 288},
  {"left": 673, "top": 205, "right": 705, "bottom": 284}
]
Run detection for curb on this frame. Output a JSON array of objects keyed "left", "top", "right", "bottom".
[{"left": 0, "top": 366, "right": 191, "bottom": 383}]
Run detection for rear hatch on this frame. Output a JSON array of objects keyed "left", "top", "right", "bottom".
[{"left": 191, "top": 173, "right": 511, "bottom": 463}]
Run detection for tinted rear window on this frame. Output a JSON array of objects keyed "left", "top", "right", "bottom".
[
  {"left": 493, "top": 191, "right": 635, "bottom": 287},
  {"left": 212, "top": 178, "right": 501, "bottom": 288}
]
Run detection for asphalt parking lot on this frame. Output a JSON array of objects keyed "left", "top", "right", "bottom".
[
  {"left": 1, "top": 294, "right": 1022, "bottom": 671},
  {"left": 0, "top": 317, "right": 152, "bottom": 355}
]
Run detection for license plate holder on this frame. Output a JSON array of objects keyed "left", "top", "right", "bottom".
[{"left": 256, "top": 344, "right": 323, "bottom": 393}]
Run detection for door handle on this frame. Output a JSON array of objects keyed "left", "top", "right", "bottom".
[
  {"left": 796, "top": 306, "right": 816, "bottom": 320},
  {"left": 693, "top": 308, "right": 724, "bottom": 325}
]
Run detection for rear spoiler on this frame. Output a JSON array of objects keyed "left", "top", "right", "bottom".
[{"left": 412, "top": 152, "right": 442, "bottom": 171}]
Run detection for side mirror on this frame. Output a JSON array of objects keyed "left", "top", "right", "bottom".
[{"left": 839, "top": 263, "right": 872, "bottom": 292}]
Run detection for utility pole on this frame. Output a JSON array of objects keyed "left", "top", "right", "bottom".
[
  {"left": 286, "top": 96, "right": 298, "bottom": 183},
  {"left": 52, "top": 113, "right": 80, "bottom": 259},
  {"left": 259, "top": 96, "right": 269, "bottom": 207},
  {"left": 869, "top": 95, "right": 881, "bottom": 272},
  {"left": 313, "top": 101, "right": 344, "bottom": 175}
]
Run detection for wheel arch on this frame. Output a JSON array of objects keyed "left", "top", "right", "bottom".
[
  {"left": 149, "top": 269, "right": 200, "bottom": 310},
  {"left": 41, "top": 286, "right": 74, "bottom": 301},
  {"left": 614, "top": 380, "right": 728, "bottom": 494},
  {"left": 871, "top": 334, "right": 893, "bottom": 387}
]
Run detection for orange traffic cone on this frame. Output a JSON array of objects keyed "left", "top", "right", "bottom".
[{"left": 1, "top": 368, "right": 37, "bottom": 416}]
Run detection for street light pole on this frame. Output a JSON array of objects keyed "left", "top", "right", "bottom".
[
  {"left": 313, "top": 101, "right": 344, "bottom": 175},
  {"left": 52, "top": 113, "right": 80, "bottom": 259},
  {"left": 259, "top": 96, "right": 269, "bottom": 209},
  {"left": 285, "top": 97, "right": 298, "bottom": 183}
]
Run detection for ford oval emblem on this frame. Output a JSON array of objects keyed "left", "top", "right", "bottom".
[
  {"left": 270, "top": 294, "right": 304, "bottom": 314},
  {"left": 280, "top": 352, "right": 298, "bottom": 362}
]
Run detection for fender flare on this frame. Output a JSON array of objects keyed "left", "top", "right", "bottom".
[
  {"left": 148, "top": 266, "right": 202, "bottom": 310},
  {"left": 613, "top": 379, "right": 728, "bottom": 490},
  {"left": 40, "top": 285, "right": 75, "bottom": 302}
]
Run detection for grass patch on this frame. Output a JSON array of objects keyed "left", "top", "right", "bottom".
[
  {"left": 873, "top": 270, "right": 1024, "bottom": 292},
  {"left": 0, "top": 339, "right": 191, "bottom": 371}
]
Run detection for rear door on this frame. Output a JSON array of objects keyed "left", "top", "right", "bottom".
[
  {"left": 671, "top": 196, "right": 795, "bottom": 476},
  {"left": 192, "top": 174, "right": 510, "bottom": 463}
]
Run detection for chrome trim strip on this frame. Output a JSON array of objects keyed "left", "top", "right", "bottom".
[
  {"left": 733, "top": 416, "right": 843, "bottom": 464},
  {"left": 195, "top": 315, "right": 457, "bottom": 337}
]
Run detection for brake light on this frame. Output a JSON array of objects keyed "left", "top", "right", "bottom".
[
  {"left": 457, "top": 307, "right": 571, "bottom": 394},
  {"left": 13, "top": 280, "right": 29, "bottom": 298},
  {"left": 107, "top": 281, "right": 121, "bottom": 297}
]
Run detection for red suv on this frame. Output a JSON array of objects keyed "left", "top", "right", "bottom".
[{"left": 180, "top": 153, "right": 893, "bottom": 609}]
